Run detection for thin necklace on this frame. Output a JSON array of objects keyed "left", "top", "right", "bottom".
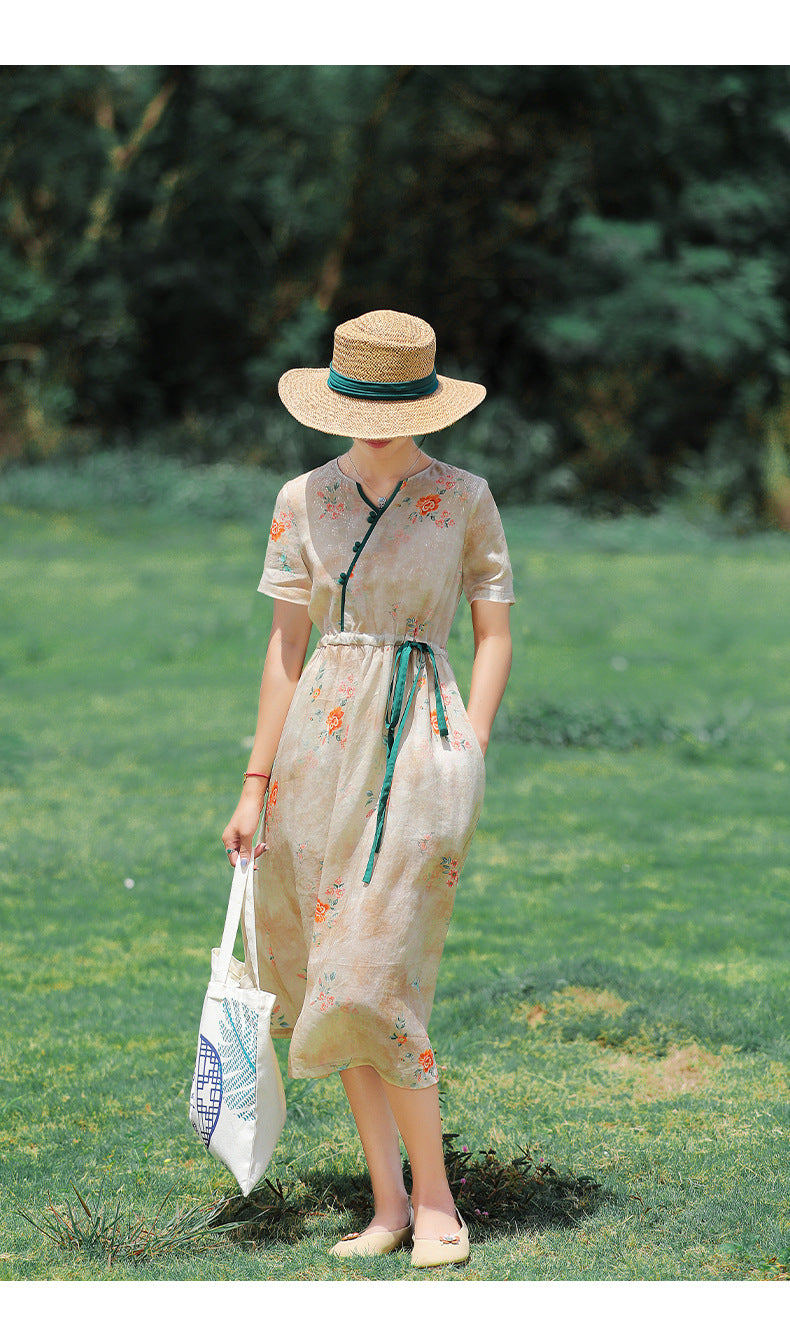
[{"left": 346, "top": 444, "right": 424, "bottom": 506}]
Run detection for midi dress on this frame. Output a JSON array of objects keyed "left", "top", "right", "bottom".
[{"left": 249, "top": 456, "right": 514, "bottom": 1089}]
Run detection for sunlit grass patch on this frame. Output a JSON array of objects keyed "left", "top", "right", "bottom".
[{"left": 2, "top": 483, "right": 789, "bottom": 1280}]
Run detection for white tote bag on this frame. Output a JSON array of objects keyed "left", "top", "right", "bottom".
[{"left": 189, "top": 837, "right": 286, "bottom": 1195}]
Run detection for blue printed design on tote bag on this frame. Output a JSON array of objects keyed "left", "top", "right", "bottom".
[
  {"left": 218, "top": 998, "right": 258, "bottom": 1121},
  {"left": 191, "top": 1034, "right": 223, "bottom": 1147}
]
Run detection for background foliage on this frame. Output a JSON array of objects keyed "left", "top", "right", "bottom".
[{"left": 3, "top": 64, "right": 790, "bottom": 519}]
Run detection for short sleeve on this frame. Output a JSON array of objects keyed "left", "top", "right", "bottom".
[
  {"left": 462, "top": 480, "right": 515, "bottom": 605},
  {"left": 258, "top": 484, "right": 312, "bottom": 605}
]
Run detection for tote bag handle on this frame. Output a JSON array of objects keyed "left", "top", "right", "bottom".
[{"left": 215, "top": 810, "right": 265, "bottom": 989}]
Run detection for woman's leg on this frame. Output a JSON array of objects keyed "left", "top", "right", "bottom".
[
  {"left": 382, "top": 1080, "right": 459, "bottom": 1238},
  {"left": 340, "top": 1066, "right": 411, "bottom": 1233}
]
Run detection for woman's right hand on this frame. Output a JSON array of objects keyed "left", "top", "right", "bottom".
[{"left": 221, "top": 793, "right": 269, "bottom": 869}]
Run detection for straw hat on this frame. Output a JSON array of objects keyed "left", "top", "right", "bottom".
[{"left": 278, "top": 309, "right": 486, "bottom": 438}]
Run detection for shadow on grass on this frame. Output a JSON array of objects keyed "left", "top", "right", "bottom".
[
  {"left": 15, "top": 1138, "right": 611, "bottom": 1266},
  {"left": 209, "top": 1134, "right": 609, "bottom": 1246}
]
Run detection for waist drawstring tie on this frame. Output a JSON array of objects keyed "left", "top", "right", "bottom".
[{"left": 364, "top": 639, "right": 448, "bottom": 884}]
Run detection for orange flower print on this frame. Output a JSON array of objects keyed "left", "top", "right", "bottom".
[
  {"left": 409, "top": 489, "right": 455, "bottom": 528},
  {"left": 326, "top": 707, "right": 344, "bottom": 734},
  {"left": 390, "top": 1016, "right": 408, "bottom": 1047},
  {"left": 265, "top": 779, "right": 279, "bottom": 823},
  {"left": 418, "top": 1048, "right": 435, "bottom": 1073},
  {"left": 430, "top": 709, "right": 440, "bottom": 735},
  {"left": 405, "top": 615, "right": 428, "bottom": 639},
  {"left": 312, "top": 971, "right": 337, "bottom": 1012},
  {"left": 313, "top": 878, "right": 345, "bottom": 938},
  {"left": 441, "top": 855, "right": 459, "bottom": 888},
  {"left": 317, "top": 481, "right": 345, "bottom": 518}
]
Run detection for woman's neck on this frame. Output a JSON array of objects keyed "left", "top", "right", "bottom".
[{"left": 346, "top": 437, "right": 424, "bottom": 490}]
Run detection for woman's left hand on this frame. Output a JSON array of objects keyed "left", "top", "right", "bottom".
[{"left": 222, "top": 792, "right": 269, "bottom": 870}]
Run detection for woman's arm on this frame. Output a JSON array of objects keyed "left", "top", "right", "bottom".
[
  {"left": 222, "top": 598, "right": 313, "bottom": 867},
  {"left": 466, "top": 600, "right": 512, "bottom": 756}
]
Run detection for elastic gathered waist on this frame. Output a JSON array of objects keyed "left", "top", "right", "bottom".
[{"left": 318, "top": 631, "right": 447, "bottom": 655}]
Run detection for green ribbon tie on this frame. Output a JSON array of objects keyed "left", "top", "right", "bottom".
[
  {"left": 363, "top": 640, "right": 448, "bottom": 885},
  {"left": 328, "top": 364, "right": 439, "bottom": 400}
]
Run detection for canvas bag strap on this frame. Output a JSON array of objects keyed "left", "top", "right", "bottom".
[{"left": 216, "top": 810, "right": 265, "bottom": 987}]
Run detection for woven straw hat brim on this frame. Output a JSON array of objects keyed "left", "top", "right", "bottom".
[{"left": 278, "top": 367, "right": 486, "bottom": 438}]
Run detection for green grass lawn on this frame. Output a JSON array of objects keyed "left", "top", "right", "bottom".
[{"left": 1, "top": 465, "right": 789, "bottom": 1282}]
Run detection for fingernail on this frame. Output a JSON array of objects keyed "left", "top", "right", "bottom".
[{"left": 240, "top": 858, "right": 248, "bottom": 870}]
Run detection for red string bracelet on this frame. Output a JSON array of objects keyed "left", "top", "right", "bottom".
[{"left": 243, "top": 771, "right": 270, "bottom": 782}]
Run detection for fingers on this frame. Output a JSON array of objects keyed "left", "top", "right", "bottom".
[{"left": 223, "top": 839, "right": 269, "bottom": 868}]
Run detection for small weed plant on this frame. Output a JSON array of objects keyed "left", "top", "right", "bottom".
[{"left": 15, "top": 1183, "right": 234, "bottom": 1265}]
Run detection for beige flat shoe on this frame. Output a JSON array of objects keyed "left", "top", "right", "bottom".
[
  {"left": 410, "top": 1207, "right": 470, "bottom": 1268},
  {"left": 330, "top": 1204, "right": 414, "bottom": 1258}
]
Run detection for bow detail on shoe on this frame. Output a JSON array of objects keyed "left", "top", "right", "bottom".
[
  {"left": 411, "top": 1207, "right": 469, "bottom": 1267},
  {"left": 330, "top": 1206, "right": 415, "bottom": 1258}
]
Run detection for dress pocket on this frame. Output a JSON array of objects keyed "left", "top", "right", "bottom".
[{"left": 454, "top": 694, "right": 486, "bottom": 771}]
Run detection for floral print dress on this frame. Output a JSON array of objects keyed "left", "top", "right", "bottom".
[{"left": 249, "top": 457, "right": 514, "bottom": 1088}]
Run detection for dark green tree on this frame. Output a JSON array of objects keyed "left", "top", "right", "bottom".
[{"left": 2, "top": 64, "right": 790, "bottom": 519}]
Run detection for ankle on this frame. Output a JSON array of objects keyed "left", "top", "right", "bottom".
[
  {"left": 372, "top": 1188, "right": 410, "bottom": 1219},
  {"left": 410, "top": 1184, "right": 456, "bottom": 1215}
]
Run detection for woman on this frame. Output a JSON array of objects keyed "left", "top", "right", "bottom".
[{"left": 222, "top": 309, "right": 513, "bottom": 1267}]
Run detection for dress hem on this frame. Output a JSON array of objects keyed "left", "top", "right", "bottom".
[{"left": 287, "top": 1054, "right": 440, "bottom": 1090}]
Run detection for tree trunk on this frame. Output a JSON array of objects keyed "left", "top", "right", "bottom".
[{"left": 315, "top": 66, "right": 415, "bottom": 312}]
